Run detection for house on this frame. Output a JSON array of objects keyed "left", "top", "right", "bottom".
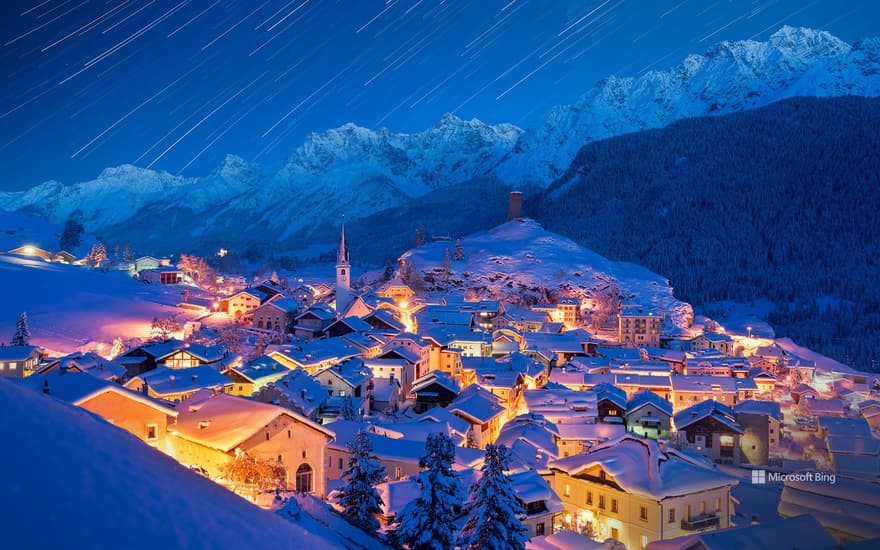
[
  {"left": 556, "top": 297, "right": 580, "bottom": 328},
  {"left": 362, "top": 309, "right": 406, "bottom": 333},
  {"left": 324, "top": 316, "right": 371, "bottom": 338},
  {"left": 268, "top": 337, "right": 363, "bottom": 374},
  {"left": 125, "top": 365, "right": 233, "bottom": 403},
  {"left": 161, "top": 344, "right": 226, "bottom": 369},
  {"left": 592, "top": 382, "right": 627, "bottom": 421},
  {"left": 9, "top": 244, "right": 52, "bottom": 261},
  {"left": 549, "top": 435, "right": 737, "bottom": 549},
  {"left": 618, "top": 305, "right": 663, "bottom": 347},
  {"left": 376, "top": 277, "right": 415, "bottom": 305},
  {"left": 139, "top": 267, "right": 185, "bottom": 285},
  {"left": 496, "top": 414, "right": 561, "bottom": 471},
  {"left": 224, "top": 288, "right": 267, "bottom": 319},
  {"left": 447, "top": 384, "right": 507, "bottom": 448},
  {"left": 168, "top": 390, "right": 334, "bottom": 496},
  {"left": 734, "top": 400, "right": 781, "bottom": 466},
  {"left": 645, "top": 514, "right": 837, "bottom": 550},
  {"left": 313, "top": 359, "right": 373, "bottom": 399},
  {"left": 293, "top": 304, "right": 336, "bottom": 340},
  {"left": 818, "top": 416, "right": 880, "bottom": 479},
  {"left": 133, "top": 256, "right": 169, "bottom": 274},
  {"left": 670, "top": 376, "right": 739, "bottom": 414},
  {"left": 690, "top": 333, "right": 735, "bottom": 356},
  {"left": 251, "top": 298, "right": 300, "bottom": 334},
  {"left": 510, "top": 470, "right": 565, "bottom": 538},
  {"left": 30, "top": 370, "right": 177, "bottom": 452},
  {"left": 363, "top": 357, "right": 416, "bottom": 398},
  {"left": 778, "top": 474, "right": 880, "bottom": 543},
  {"left": 253, "top": 367, "right": 327, "bottom": 421},
  {"left": 555, "top": 423, "right": 625, "bottom": 457},
  {"left": 52, "top": 250, "right": 76, "bottom": 264},
  {"left": 118, "top": 340, "right": 186, "bottom": 377},
  {"left": 0, "top": 345, "right": 42, "bottom": 378},
  {"left": 410, "top": 370, "right": 461, "bottom": 413},
  {"left": 36, "top": 351, "right": 126, "bottom": 382},
  {"left": 223, "top": 355, "right": 290, "bottom": 396},
  {"left": 370, "top": 375, "right": 402, "bottom": 413},
  {"left": 627, "top": 389, "right": 673, "bottom": 439},
  {"left": 498, "top": 308, "right": 550, "bottom": 333},
  {"left": 522, "top": 387, "right": 598, "bottom": 427},
  {"left": 473, "top": 366, "right": 525, "bottom": 420},
  {"left": 674, "top": 400, "right": 744, "bottom": 465},
  {"left": 748, "top": 369, "right": 777, "bottom": 394}
]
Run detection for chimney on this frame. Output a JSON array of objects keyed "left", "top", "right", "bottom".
[
  {"left": 507, "top": 191, "right": 522, "bottom": 220},
  {"left": 192, "top": 374, "right": 198, "bottom": 382},
  {"left": 301, "top": 389, "right": 306, "bottom": 400},
  {"left": 43, "top": 380, "right": 49, "bottom": 394}
]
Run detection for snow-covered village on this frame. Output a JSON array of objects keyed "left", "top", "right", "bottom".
[{"left": 2, "top": 2, "right": 880, "bottom": 550}]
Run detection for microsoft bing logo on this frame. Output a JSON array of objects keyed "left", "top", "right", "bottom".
[{"left": 751, "top": 470, "right": 767, "bottom": 484}]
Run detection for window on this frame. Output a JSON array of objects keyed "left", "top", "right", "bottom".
[
  {"left": 611, "top": 527, "right": 619, "bottom": 541},
  {"left": 700, "top": 501, "right": 707, "bottom": 514},
  {"left": 338, "top": 458, "right": 343, "bottom": 469},
  {"left": 640, "top": 506, "right": 648, "bottom": 521},
  {"left": 586, "top": 491, "right": 592, "bottom": 505},
  {"left": 611, "top": 499, "right": 618, "bottom": 513},
  {"left": 395, "top": 466, "right": 402, "bottom": 479},
  {"left": 302, "top": 450, "right": 307, "bottom": 459},
  {"left": 295, "top": 463, "right": 314, "bottom": 493},
  {"left": 265, "top": 432, "right": 270, "bottom": 441},
  {"left": 668, "top": 508, "right": 676, "bottom": 523},
  {"left": 146, "top": 424, "right": 158, "bottom": 441},
  {"left": 339, "top": 390, "right": 346, "bottom": 397},
  {"left": 535, "top": 523, "right": 545, "bottom": 536},
  {"left": 715, "top": 497, "right": 722, "bottom": 512},
  {"left": 288, "top": 430, "right": 291, "bottom": 438},
  {"left": 720, "top": 434, "right": 734, "bottom": 457},
  {"left": 564, "top": 484, "right": 571, "bottom": 497},
  {"left": 640, "top": 535, "right": 648, "bottom": 550},
  {"left": 599, "top": 495, "right": 605, "bottom": 509}
]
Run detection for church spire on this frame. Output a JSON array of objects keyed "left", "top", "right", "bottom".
[{"left": 337, "top": 217, "right": 349, "bottom": 265}]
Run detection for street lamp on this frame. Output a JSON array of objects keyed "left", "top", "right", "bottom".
[{"left": 747, "top": 326, "right": 752, "bottom": 340}]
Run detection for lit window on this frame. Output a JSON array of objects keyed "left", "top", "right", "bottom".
[
  {"left": 599, "top": 495, "right": 605, "bottom": 509},
  {"left": 640, "top": 506, "right": 648, "bottom": 520},
  {"left": 640, "top": 535, "right": 648, "bottom": 549},
  {"left": 586, "top": 491, "right": 592, "bottom": 505},
  {"left": 668, "top": 508, "right": 676, "bottom": 523},
  {"left": 146, "top": 424, "right": 158, "bottom": 441},
  {"left": 564, "top": 484, "right": 571, "bottom": 497},
  {"left": 611, "top": 499, "right": 618, "bottom": 513}
]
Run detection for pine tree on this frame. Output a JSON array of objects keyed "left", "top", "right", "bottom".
[
  {"left": 340, "top": 394, "right": 360, "bottom": 421},
  {"left": 122, "top": 244, "right": 134, "bottom": 264},
  {"left": 86, "top": 242, "right": 108, "bottom": 268},
  {"left": 395, "top": 432, "right": 465, "bottom": 550},
  {"left": 12, "top": 312, "right": 31, "bottom": 346},
  {"left": 58, "top": 212, "right": 84, "bottom": 252},
  {"left": 460, "top": 444, "right": 528, "bottom": 550},
  {"left": 453, "top": 239, "right": 465, "bottom": 261},
  {"left": 340, "top": 431, "right": 386, "bottom": 533}
]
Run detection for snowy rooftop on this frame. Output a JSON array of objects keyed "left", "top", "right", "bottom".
[
  {"left": 259, "top": 367, "right": 327, "bottom": 417},
  {"left": 22, "top": 370, "right": 176, "bottom": 416},
  {"left": 627, "top": 388, "right": 673, "bottom": 416},
  {"left": 174, "top": 389, "right": 333, "bottom": 452},
  {"left": 316, "top": 358, "right": 373, "bottom": 388},
  {"left": 510, "top": 470, "right": 564, "bottom": 513},
  {"left": 231, "top": 355, "right": 289, "bottom": 384},
  {"left": 646, "top": 514, "right": 836, "bottom": 550},
  {"left": 448, "top": 384, "right": 506, "bottom": 424},
  {"left": 670, "top": 375, "right": 739, "bottom": 393},
  {"left": 674, "top": 400, "right": 743, "bottom": 433},
  {"left": 549, "top": 434, "right": 738, "bottom": 501},
  {"left": 497, "top": 414, "right": 561, "bottom": 459},
  {"left": 554, "top": 422, "right": 624, "bottom": 442},
  {"left": 131, "top": 365, "right": 232, "bottom": 397},
  {"left": 411, "top": 370, "right": 461, "bottom": 395},
  {"left": 733, "top": 400, "right": 781, "bottom": 420},
  {"left": 50, "top": 351, "right": 127, "bottom": 381},
  {"left": 0, "top": 345, "right": 39, "bottom": 360},
  {"left": 261, "top": 297, "right": 301, "bottom": 313},
  {"left": 522, "top": 387, "right": 598, "bottom": 422},
  {"left": 591, "top": 382, "right": 627, "bottom": 409}
]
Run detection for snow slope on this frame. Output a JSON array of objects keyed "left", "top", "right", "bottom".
[
  {"left": 0, "top": 253, "right": 189, "bottom": 354},
  {"left": 493, "top": 26, "right": 880, "bottom": 186},
  {"left": 1, "top": 376, "right": 343, "bottom": 549},
  {"left": 0, "top": 208, "right": 94, "bottom": 257},
  {"left": 401, "top": 218, "right": 680, "bottom": 314}
]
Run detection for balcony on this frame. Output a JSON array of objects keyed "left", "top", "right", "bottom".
[{"left": 681, "top": 513, "right": 720, "bottom": 531}]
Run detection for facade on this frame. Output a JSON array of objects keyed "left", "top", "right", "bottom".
[
  {"left": 618, "top": 306, "right": 662, "bottom": 347},
  {"left": 550, "top": 435, "right": 737, "bottom": 549},
  {"left": 225, "top": 289, "right": 264, "bottom": 319},
  {"left": 674, "top": 401, "right": 744, "bottom": 466},
  {"left": 0, "top": 345, "right": 41, "bottom": 378},
  {"left": 627, "top": 389, "right": 673, "bottom": 439},
  {"left": 251, "top": 298, "right": 300, "bottom": 333},
  {"left": 140, "top": 268, "right": 184, "bottom": 285}
]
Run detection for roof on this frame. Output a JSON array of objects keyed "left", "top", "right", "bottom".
[
  {"left": 24, "top": 371, "right": 176, "bottom": 417},
  {"left": 315, "top": 359, "right": 373, "bottom": 388},
  {"left": 48, "top": 351, "right": 127, "bottom": 381},
  {"left": 448, "top": 383, "right": 506, "bottom": 424},
  {"left": 527, "top": 531, "right": 603, "bottom": 550},
  {"left": 130, "top": 365, "right": 232, "bottom": 397},
  {"left": 124, "top": 339, "right": 186, "bottom": 361},
  {"left": 178, "top": 344, "right": 226, "bottom": 363},
  {"left": 591, "top": 382, "right": 627, "bottom": 409},
  {"left": 733, "top": 400, "right": 781, "bottom": 420},
  {"left": 696, "top": 332, "right": 734, "bottom": 343},
  {"left": 674, "top": 400, "right": 743, "bottom": 433},
  {"left": 510, "top": 470, "right": 564, "bottom": 513},
  {"left": 522, "top": 387, "right": 598, "bottom": 422},
  {"left": 257, "top": 297, "right": 300, "bottom": 314},
  {"left": 370, "top": 376, "right": 400, "bottom": 402},
  {"left": 645, "top": 514, "right": 837, "bottom": 550},
  {"left": 497, "top": 415, "right": 560, "bottom": 459},
  {"left": 627, "top": 389, "right": 673, "bottom": 416},
  {"left": 671, "top": 375, "right": 738, "bottom": 393},
  {"left": 255, "top": 367, "right": 327, "bottom": 417},
  {"left": 549, "top": 434, "right": 737, "bottom": 501},
  {"left": 0, "top": 345, "right": 39, "bottom": 361},
  {"left": 173, "top": 389, "right": 333, "bottom": 452},
  {"left": 328, "top": 315, "right": 372, "bottom": 333},
  {"left": 295, "top": 304, "right": 336, "bottom": 322},
  {"left": 228, "top": 355, "right": 289, "bottom": 384},
  {"left": 411, "top": 370, "right": 461, "bottom": 395}
]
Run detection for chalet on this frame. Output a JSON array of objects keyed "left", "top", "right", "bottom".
[
  {"left": 324, "top": 315, "right": 371, "bottom": 338},
  {"left": 626, "top": 389, "right": 673, "bottom": 439},
  {"left": 474, "top": 368, "right": 525, "bottom": 420},
  {"left": 748, "top": 368, "right": 777, "bottom": 394},
  {"left": 510, "top": 470, "right": 565, "bottom": 538},
  {"left": 36, "top": 351, "right": 126, "bottom": 382},
  {"left": 376, "top": 277, "right": 415, "bottom": 305},
  {"left": 556, "top": 297, "right": 579, "bottom": 327},
  {"left": 289, "top": 285, "right": 315, "bottom": 306},
  {"left": 125, "top": 365, "right": 233, "bottom": 403},
  {"left": 162, "top": 344, "right": 226, "bottom": 369},
  {"left": 293, "top": 304, "right": 336, "bottom": 339},
  {"left": 224, "top": 288, "right": 267, "bottom": 319},
  {"left": 690, "top": 333, "right": 735, "bottom": 356},
  {"left": 674, "top": 400, "right": 744, "bottom": 466},
  {"left": 9, "top": 244, "right": 52, "bottom": 261},
  {"left": 370, "top": 375, "right": 402, "bottom": 413},
  {"left": 313, "top": 359, "right": 373, "bottom": 399},
  {"left": 52, "top": 250, "right": 76, "bottom": 264},
  {"left": 410, "top": 370, "right": 461, "bottom": 413},
  {"left": 268, "top": 337, "right": 362, "bottom": 374},
  {"left": 140, "top": 267, "right": 185, "bottom": 285},
  {"left": 790, "top": 383, "right": 819, "bottom": 404},
  {"left": 549, "top": 435, "right": 737, "bottom": 548},
  {"left": 0, "top": 345, "right": 42, "bottom": 378},
  {"left": 169, "top": 390, "right": 334, "bottom": 496},
  {"left": 29, "top": 371, "right": 177, "bottom": 452},
  {"left": 618, "top": 305, "right": 663, "bottom": 348},
  {"left": 459, "top": 300, "right": 505, "bottom": 330},
  {"left": 448, "top": 384, "right": 507, "bottom": 448},
  {"left": 670, "top": 376, "right": 739, "bottom": 414},
  {"left": 362, "top": 309, "right": 406, "bottom": 333},
  {"left": 133, "top": 256, "right": 170, "bottom": 274},
  {"left": 496, "top": 414, "right": 561, "bottom": 472},
  {"left": 116, "top": 339, "right": 185, "bottom": 377},
  {"left": 253, "top": 367, "right": 327, "bottom": 421},
  {"left": 592, "top": 382, "right": 627, "bottom": 421},
  {"left": 734, "top": 400, "right": 781, "bottom": 466},
  {"left": 223, "top": 355, "right": 290, "bottom": 396},
  {"left": 495, "top": 308, "right": 550, "bottom": 333},
  {"left": 251, "top": 297, "right": 300, "bottom": 333}
]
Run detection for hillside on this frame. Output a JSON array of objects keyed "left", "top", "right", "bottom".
[
  {"left": 534, "top": 95, "right": 880, "bottom": 369},
  {"left": 0, "top": 377, "right": 345, "bottom": 549}
]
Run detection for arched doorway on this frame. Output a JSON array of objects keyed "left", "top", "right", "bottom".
[{"left": 295, "top": 463, "right": 313, "bottom": 493}]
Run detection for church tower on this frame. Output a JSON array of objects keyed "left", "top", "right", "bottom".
[{"left": 335, "top": 220, "right": 351, "bottom": 315}]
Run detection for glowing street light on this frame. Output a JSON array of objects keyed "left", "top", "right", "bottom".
[{"left": 747, "top": 325, "right": 753, "bottom": 340}]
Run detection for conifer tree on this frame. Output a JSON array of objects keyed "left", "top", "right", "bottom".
[
  {"left": 453, "top": 239, "right": 465, "bottom": 261},
  {"left": 395, "top": 432, "right": 465, "bottom": 550},
  {"left": 460, "top": 444, "right": 528, "bottom": 550},
  {"left": 12, "top": 312, "right": 31, "bottom": 346},
  {"left": 340, "top": 394, "right": 360, "bottom": 421},
  {"left": 340, "top": 431, "right": 386, "bottom": 532}
]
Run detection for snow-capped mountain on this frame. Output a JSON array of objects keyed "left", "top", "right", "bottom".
[
  {"left": 492, "top": 26, "right": 880, "bottom": 186},
  {"left": 1, "top": 27, "right": 877, "bottom": 253}
]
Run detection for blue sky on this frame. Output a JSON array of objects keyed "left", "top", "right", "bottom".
[{"left": 1, "top": 0, "right": 877, "bottom": 190}]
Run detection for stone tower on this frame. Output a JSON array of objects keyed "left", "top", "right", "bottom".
[{"left": 336, "top": 220, "right": 351, "bottom": 315}]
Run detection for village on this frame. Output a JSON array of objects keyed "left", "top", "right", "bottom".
[{"left": 2, "top": 195, "right": 879, "bottom": 550}]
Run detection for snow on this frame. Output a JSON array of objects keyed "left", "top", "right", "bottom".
[
  {"left": 0, "top": 252, "right": 199, "bottom": 355},
  {"left": 0, "top": 376, "right": 343, "bottom": 549},
  {"left": 646, "top": 514, "right": 836, "bottom": 550},
  {"left": 527, "top": 530, "right": 604, "bottom": 550}
]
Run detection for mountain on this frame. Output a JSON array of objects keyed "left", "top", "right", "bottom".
[
  {"left": 532, "top": 95, "right": 880, "bottom": 370},
  {"left": 492, "top": 26, "right": 880, "bottom": 187}
]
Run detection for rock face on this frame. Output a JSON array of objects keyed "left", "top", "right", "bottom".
[{"left": 1, "top": 27, "right": 877, "bottom": 253}]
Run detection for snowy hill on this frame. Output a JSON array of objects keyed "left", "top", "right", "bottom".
[
  {"left": 0, "top": 377, "right": 345, "bottom": 549},
  {"left": 0, "top": 208, "right": 94, "bottom": 257},
  {"left": 493, "top": 27, "right": 880, "bottom": 186},
  {"left": 1, "top": 27, "right": 877, "bottom": 255},
  {"left": 401, "top": 218, "right": 684, "bottom": 319}
]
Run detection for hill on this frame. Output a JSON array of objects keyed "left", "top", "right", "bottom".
[{"left": 534, "top": 95, "right": 880, "bottom": 369}]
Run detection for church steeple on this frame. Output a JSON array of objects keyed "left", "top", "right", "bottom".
[
  {"left": 335, "top": 217, "right": 351, "bottom": 316},
  {"left": 337, "top": 219, "right": 349, "bottom": 265}
]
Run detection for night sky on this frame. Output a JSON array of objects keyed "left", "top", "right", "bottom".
[{"left": 1, "top": 0, "right": 877, "bottom": 190}]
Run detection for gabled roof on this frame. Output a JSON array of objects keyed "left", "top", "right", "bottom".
[
  {"left": 230, "top": 288, "right": 267, "bottom": 301},
  {"left": 295, "top": 304, "right": 336, "bottom": 322},
  {"left": 497, "top": 414, "right": 560, "bottom": 459},
  {"left": 362, "top": 309, "right": 405, "bottom": 332},
  {"left": 549, "top": 434, "right": 737, "bottom": 501},
  {"left": 733, "top": 400, "right": 781, "bottom": 420},
  {"left": 627, "top": 389, "right": 673, "bottom": 416},
  {"left": 646, "top": 513, "right": 836, "bottom": 550},
  {"left": 177, "top": 344, "right": 226, "bottom": 363},
  {"left": 256, "top": 297, "right": 300, "bottom": 314},
  {"left": 124, "top": 339, "right": 185, "bottom": 361},
  {"left": 696, "top": 332, "right": 733, "bottom": 343},
  {"left": 227, "top": 355, "right": 289, "bottom": 384},
  {"left": 316, "top": 359, "right": 373, "bottom": 388},
  {"left": 448, "top": 383, "right": 506, "bottom": 424},
  {"left": 327, "top": 316, "right": 371, "bottom": 333},
  {"left": 674, "top": 400, "right": 743, "bottom": 433},
  {"left": 173, "top": 390, "right": 333, "bottom": 451},
  {"left": 45, "top": 351, "right": 126, "bottom": 381},
  {"left": 129, "top": 365, "right": 232, "bottom": 397},
  {"left": 256, "top": 367, "right": 326, "bottom": 417},
  {"left": 0, "top": 345, "right": 39, "bottom": 361},
  {"left": 25, "top": 371, "right": 176, "bottom": 417},
  {"left": 411, "top": 370, "right": 461, "bottom": 395},
  {"left": 591, "top": 382, "right": 627, "bottom": 410}
]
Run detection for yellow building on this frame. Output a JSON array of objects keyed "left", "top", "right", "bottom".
[
  {"left": 549, "top": 435, "right": 737, "bottom": 550},
  {"left": 619, "top": 306, "right": 663, "bottom": 348}
]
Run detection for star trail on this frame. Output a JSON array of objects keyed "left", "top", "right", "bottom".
[{"left": 0, "top": 0, "right": 876, "bottom": 189}]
